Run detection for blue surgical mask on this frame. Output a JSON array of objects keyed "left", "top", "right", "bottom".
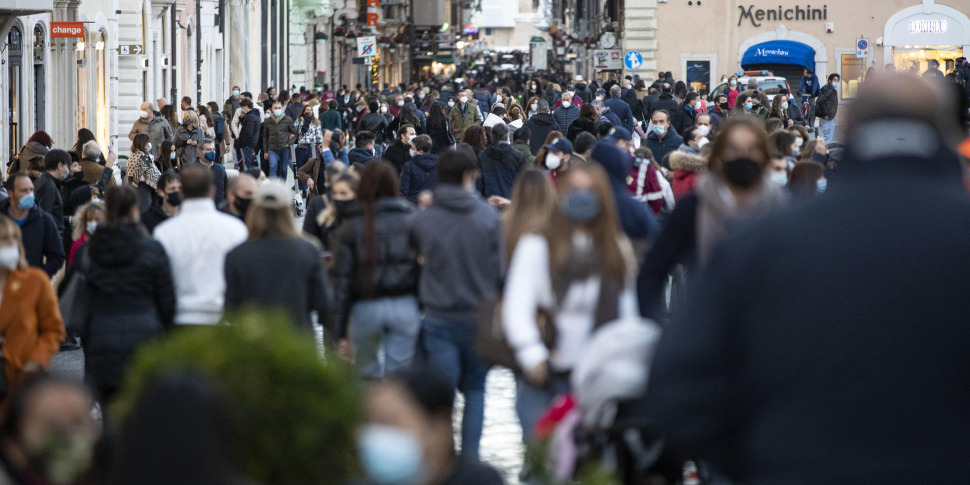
[
  {"left": 652, "top": 125, "right": 665, "bottom": 136},
  {"left": 770, "top": 172, "right": 788, "bottom": 186},
  {"left": 358, "top": 425, "right": 424, "bottom": 485},
  {"left": 744, "top": 102, "right": 754, "bottom": 110},
  {"left": 232, "top": 89, "right": 240, "bottom": 96},
  {"left": 18, "top": 193, "right": 35, "bottom": 210},
  {"left": 86, "top": 221, "right": 98, "bottom": 234},
  {"left": 170, "top": 152, "right": 176, "bottom": 160},
  {"left": 61, "top": 168, "right": 70, "bottom": 180},
  {"left": 204, "top": 151, "right": 216, "bottom": 162},
  {"left": 561, "top": 190, "right": 600, "bottom": 223},
  {"left": 817, "top": 178, "right": 827, "bottom": 194},
  {"left": 146, "top": 143, "right": 153, "bottom": 153},
  {"left": 273, "top": 109, "right": 283, "bottom": 117}
]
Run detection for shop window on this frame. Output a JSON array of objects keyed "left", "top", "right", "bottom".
[
  {"left": 685, "top": 60, "right": 711, "bottom": 96},
  {"left": 891, "top": 46, "right": 963, "bottom": 77},
  {"left": 839, "top": 54, "right": 863, "bottom": 99}
]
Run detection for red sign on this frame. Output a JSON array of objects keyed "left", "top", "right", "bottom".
[{"left": 51, "top": 22, "right": 85, "bottom": 38}]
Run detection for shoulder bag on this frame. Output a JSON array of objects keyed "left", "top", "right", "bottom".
[{"left": 58, "top": 248, "right": 92, "bottom": 334}]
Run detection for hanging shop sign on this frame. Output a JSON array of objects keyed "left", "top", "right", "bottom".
[{"left": 51, "top": 22, "right": 85, "bottom": 38}]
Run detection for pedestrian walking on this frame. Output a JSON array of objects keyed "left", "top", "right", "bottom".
[
  {"left": 816, "top": 73, "right": 841, "bottom": 143},
  {"left": 294, "top": 104, "right": 323, "bottom": 192},
  {"left": 141, "top": 172, "right": 181, "bottom": 234},
  {"left": 477, "top": 123, "right": 526, "bottom": 199},
  {"left": 128, "top": 134, "right": 162, "bottom": 212},
  {"left": 129, "top": 101, "right": 174, "bottom": 160},
  {"left": 261, "top": 102, "right": 298, "bottom": 180},
  {"left": 0, "top": 174, "right": 64, "bottom": 277},
  {"left": 174, "top": 111, "right": 205, "bottom": 167},
  {"left": 399, "top": 135, "right": 437, "bottom": 204}
]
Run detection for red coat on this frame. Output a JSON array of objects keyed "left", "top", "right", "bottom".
[{"left": 669, "top": 150, "right": 708, "bottom": 202}]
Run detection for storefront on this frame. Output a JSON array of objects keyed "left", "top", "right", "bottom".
[{"left": 883, "top": 2, "right": 970, "bottom": 76}]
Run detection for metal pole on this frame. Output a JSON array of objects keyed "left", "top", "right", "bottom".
[
  {"left": 196, "top": 0, "right": 202, "bottom": 105},
  {"left": 171, "top": 6, "right": 178, "bottom": 105},
  {"left": 330, "top": 17, "right": 335, "bottom": 89}
]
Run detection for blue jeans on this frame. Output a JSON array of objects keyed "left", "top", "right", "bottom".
[
  {"left": 421, "top": 316, "right": 490, "bottom": 460},
  {"left": 515, "top": 375, "right": 570, "bottom": 443},
  {"left": 294, "top": 146, "right": 312, "bottom": 191},
  {"left": 267, "top": 148, "right": 291, "bottom": 179},
  {"left": 349, "top": 295, "right": 420, "bottom": 379},
  {"left": 239, "top": 146, "right": 254, "bottom": 171},
  {"left": 820, "top": 118, "right": 835, "bottom": 144}
]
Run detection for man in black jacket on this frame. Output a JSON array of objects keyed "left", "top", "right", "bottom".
[
  {"left": 234, "top": 98, "right": 261, "bottom": 170},
  {"left": 521, "top": 99, "right": 562, "bottom": 155},
  {"left": 476, "top": 123, "right": 526, "bottom": 199},
  {"left": 644, "top": 74, "right": 970, "bottom": 484},
  {"left": 816, "top": 73, "right": 840, "bottom": 143},
  {"left": 383, "top": 124, "right": 415, "bottom": 174},
  {"left": 358, "top": 101, "right": 390, "bottom": 158},
  {"left": 647, "top": 83, "right": 678, "bottom": 118},
  {"left": 604, "top": 85, "right": 636, "bottom": 133},
  {"left": 1, "top": 174, "right": 65, "bottom": 277},
  {"left": 34, "top": 150, "right": 71, "bottom": 238}
]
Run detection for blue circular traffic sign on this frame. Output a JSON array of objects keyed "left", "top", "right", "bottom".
[
  {"left": 624, "top": 51, "right": 643, "bottom": 70},
  {"left": 857, "top": 39, "right": 868, "bottom": 50}
]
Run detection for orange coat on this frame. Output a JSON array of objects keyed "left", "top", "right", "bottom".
[{"left": 0, "top": 268, "right": 65, "bottom": 384}]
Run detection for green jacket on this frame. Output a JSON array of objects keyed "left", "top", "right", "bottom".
[
  {"left": 319, "top": 109, "right": 341, "bottom": 131},
  {"left": 448, "top": 103, "right": 480, "bottom": 143},
  {"left": 261, "top": 115, "right": 298, "bottom": 152},
  {"left": 511, "top": 140, "right": 535, "bottom": 166}
]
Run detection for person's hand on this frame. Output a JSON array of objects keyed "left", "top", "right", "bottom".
[
  {"left": 528, "top": 361, "right": 549, "bottom": 387},
  {"left": 307, "top": 179, "right": 315, "bottom": 190},
  {"left": 23, "top": 361, "right": 43, "bottom": 375},
  {"left": 337, "top": 339, "right": 353, "bottom": 361},
  {"left": 263, "top": 153, "right": 269, "bottom": 160},
  {"left": 106, "top": 150, "right": 117, "bottom": 168},
  {"left": 488, "top": 195, "right": 511, "bottom": 208},
  {"left": 418, "top": 191, "right": 434, "bottom": 210},
  {"left": 786, "top": 119, "right": 794, "bottom": 128}
]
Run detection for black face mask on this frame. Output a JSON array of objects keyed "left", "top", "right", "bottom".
[
  {"left": 234, "top": 196, "right": 252, "bottom": 217},
  {"left": 72, "top": 171, "right": 85, "bottom": 181},
  {"left": 166, "top": 192, "right": 182, "bottom": 207},
  {"left": 333, "top": 199, "right": 355, "bottom": 216},
  {"left": 722, "top": 157, "right": 763, "bottom": 188},
  {"left": 718, "top": 102, "right": 729, "bottom": 111}
]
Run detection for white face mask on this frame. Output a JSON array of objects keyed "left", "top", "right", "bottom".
[
  {"left": 546, "top": 153, "right": 562, "bottom": 170},
  {"left": 562, "top": 101, "right": 571, "bottom": 108},
  {"left": 0, "top": 245, "right": 19, "bottom": 270},
  {"left": 407, "top": 135, "right": 415, "bottom": 144},
  {"left": 380, "top": 107, "right": 388, "bottom": 114},
  {"left": 448, "top": 101, "right": 455, "bottom": 108},
  {"left": 781, "top": 102, "right": 789, "bottom": 110},
  {"left": 596, "top": 96, "right": 604, "bottom": 101},
  {"left": 397, "top": 100, "right": 404, "bottom": 107},
  {"left": 139, "top": 110, "right": 149, "bottom": 120},
  {"left": 459, "top": 96, "right": 468, "bottom": 104},
  {"left": 795, "top": 137, "right": 804, "bottom": 148},
  {"left": 86, "top": 221, "right": 98, "bottom": 234},
  {"left": 696, "top": 137, "right": 709, "bottom": 148},
  {"left": 697, "top": 125, "right": 710, "bottom": 137}
]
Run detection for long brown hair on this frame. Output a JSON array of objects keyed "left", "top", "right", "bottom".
[
  {"left": 708, "top": 117, "right": 772, "bottom": 175},
  {"left": 0, "top": 217, "right": 28, "bottom": 271},
  {"left": 534, "top": 130, "right": 564, "bottom": 168},
  {"left": 546, "top": 163, "right": 629, "bottom": 285},
  {"left": 357, "top": 163, "right": 400, "bottom": 284},
  {"left": 502, "top": 169, "right": 559, "bottom": 263},
  {"left": 462, "top": 125, "right": 487, "bottom": 151},
  {"left": 787, "top": 161, "right": 824, "bottom": 200}
]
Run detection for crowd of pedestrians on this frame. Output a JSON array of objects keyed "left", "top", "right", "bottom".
[{"left": 0, "top": 59, "right": 968, "bottom": 484}]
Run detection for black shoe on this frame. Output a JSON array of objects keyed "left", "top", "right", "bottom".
[{"left": 59, "top": 334, "right": 81, "bottom": 351}]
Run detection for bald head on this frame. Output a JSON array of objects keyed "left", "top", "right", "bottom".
[
  {"left": 847, "top": 74, "right": 961, "bottom": 148},
  {"left": 140, "top": 102, "right": 154, "bottom": 120}
]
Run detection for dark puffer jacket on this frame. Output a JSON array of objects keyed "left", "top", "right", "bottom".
[
  {"left": 400, "top": 154, "right": 438, "bottom": 203},
  {"left": 81, "top": 223, "right": 175, "bottom": 393},
  {"left": 477, "top": 143, "right": 526, "bottom": 199},
  {"left": 567, "top": 116, "right": 599, "bottom": 142},
  {"left": 333, "top": 197, "right": 419, "bottom": 339},
  {"left": 522, "top": 113, "right": 562, "bottom": 155}
]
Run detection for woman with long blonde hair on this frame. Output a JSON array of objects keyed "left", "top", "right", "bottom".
[
  {"left": 501, "top": 169, "right": 559, "bottom": 264},
  {"left": 502, "top": 163, "right": 638, "bottom": 442}
]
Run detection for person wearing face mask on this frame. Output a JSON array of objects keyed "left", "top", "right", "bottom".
[
  {"left": 722, "top": 75, "right": 741, "bottom": 109},
  {"left": 0, "top": 376, "right": 99, "bottom": 484},
  {"left": 816, "top": 73, "right": 841, "bottom": 143},
  {"left": 294, "top": 105, "right": 323, "bottom": 195},
  {"left": 767, "top": 151, "right": 790, "bottom": 189},
  {"left": 776, "top": 89, "right": 807, "bottom": 127},
  {"left": 128, "top": 134, "right": 163, "bottom": 212},
  {"left": 476, "top": 122, "right": 526, "bottom": 199},
  {"left": 234, "top": 98, "right": 262, "bottom": 171},
  {"left": 647, "top": 83, "right": 679, "bottom": 119},
  {"left": 129, "top": 101, "right": 174, "bottom": 160},
  {"left": 637, "top": 118, "right": 786, "bottom": 320},
  {"left": 197, "top": 139, "right": 228, "bottom": 205},
  {"left": 0, "top": 217, "right": 66, "bottom": 394},
  {"left": 72, "top": 185, "right": 175, "bottom": 401},
  {"left": 522, "top": 99, "right": 562, "bottom": 155},
  {"left": 707, "top": 94, "right": 730, "bottom": 132},
  {"left": 304, "top": 167, "right": 356, "bottom": 252},
  {"left": 527, "top": 79, "right": 543, "bottom": 102},
  {"left": 524, "top": 95, "right": 541, "bottom": 119},
  {"left": 768, "top": 94, "right": 794, "bottom": 129},
  {"left": 296, "top": 130, "right": 334, "bottom": 200},
  {"left": 645, "top": 109, "right": 684, "bottom": 170},
  {"left": 383, "top": 125, "right": 416, "bottom": 175},
  {"left": 174, "top": 110, "right": 205, "bottom": 167},
  {"left": 359, "top": 369, "right": 504, "bottom": 485},
  {"left": 677, "top": 125, "right": 710, "bottom": 156},
  {"left": 32, "top": 150, "right": 72, "bottom": 239},
  {"left": 541, "top": 136, "right": 573, "bottom": 184},
  {"left": 67, "top": 200, "right": 104, "bottom": 267},
  {"left": 260, "top": 102, "right": 298, "bottom": 180},
  {"left": 553, "top": 92, "right": 581, "bottom": 133},
  {"left": 502, "top": 163, "right": 639, "bottom": 443},
  {"left": 672, "top": 92, "right": 701, "bottom": 138},
  {"left": 448, "top": 92, "right": 480, "bottom": 144},
  {"left": 0, "top": 174, "right": 65, "bottom": 277},
  {"left": 409, "top": 150, "right": 503, "bottom": 461},
  {"left": 218, "top": 173, "right": 258, "bottom": 224},
  {"left": 552, "top": 84, "right": 583, "bottom": 110},
  {"left": 141, "top": 172, "right": 181, "bottom": 234},
  {"left": 769, "top": 130, "right": 800, "bottom": 171},
  {"left": 669, "top": 138, "right": 710, "bottom": 202},
  {"left": 735, "top": 91, "right": 768, "bottom": 122},
  {"left": 399, "top": 135, "right": 438, "bottom": 204},
  {"left": 223, "top": 85, "right": 243, "bottom": 118},
  {"left": 785, "top": 160, "right": 826, "bottom": 202},
  {"left": 388, "top": 94, "right": 405, "bottom": 117}
]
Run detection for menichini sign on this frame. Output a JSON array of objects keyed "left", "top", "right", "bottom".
[{"left": 738, "top": 4, "right": 828, "bottom": 27}]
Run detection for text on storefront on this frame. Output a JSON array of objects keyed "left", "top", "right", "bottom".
[{"left": 738, "top": 5, "right": 828, "bottom": 27}]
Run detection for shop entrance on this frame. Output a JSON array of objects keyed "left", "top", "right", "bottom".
[
  {"left": 891, "top": 46, "right": 963, "bottom": 76},
  {"left": 741, "top": 40, "right": 816, "bottom": 93}
]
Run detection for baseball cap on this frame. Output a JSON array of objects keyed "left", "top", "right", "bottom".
[
  {"left": 545, "top": 137, "right": 574, "bottom": 155},
  {"left": 605, "top": 126, "right": 633, "bottom": 142},
  {"left": 595, "top": 88, "right": 607, "bottom": 96},
  {"left": 567, "top": 84, "right": 576, "bottom": 91},
  {"left": 253, "top": 180, "right": 293, "bottom": 210}
]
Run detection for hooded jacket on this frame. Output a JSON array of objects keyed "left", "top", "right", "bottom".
[
  {"left": 332, "top": 197, "right": 419, "bottom": 339},
  {"left": 82, "top": 223, "right": 175, "bottom": 391},
  {"left": 347, "top": 146, "right": 376, "bottom": 164},
  {"left": 408, "top": 184, "right": 504, "bottom": 322},
  {"left": 567, "top": 116, "right": 599, "bottom": 143},
  {"left": 0, "top": 199, "right": 64, "bottom": 277},
  {"left": 9, "top": 141, "right": 50, "bottom": 173},
  {"left": 522, "top": 113, "right": 562, "bottom": 155},
  {"left": 359, "top": 112, "right": 390, "bottom": 143},
  {"left": 234, "top": 109, "right": 261, "bottom": 149},
  {"left": 669, "top": 150, "right": 708, "bottom": 201},
  {"left": 647, "top": 92, "right": 679, "bottom": 118},
  {"left": 400, "top": 153, "right": 438, "bottom": 203},
  {"left": 590, "top": 142, "right": 659, "bottom": 243},
  {"left": 477, "top": 142, "right": 527, "bottom": 199},
  {"left": 511, "top": 140, "right": 536, "bottom": 166}
]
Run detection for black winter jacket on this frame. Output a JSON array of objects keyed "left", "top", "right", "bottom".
[
  {"left": 235, "top": 109, "right": 261, "bottom": 149},
  {"left": 333, "top": 197, "right": 419, "bottom": 339},
  {"left": 477, "top": 143, "right": 526, "bottom": 199},
  {"left": 400, "top": 154, "right": 438, "bottom": 203},
  {"left": 82, "top": 224, "right": 175, "bottom": 392},
  {"left": 383, "top": 140, "right": 412, "bottom": 174},
  {"left": 816, "top": 84, "right": 839, "bottom": 120},
  {"left": 33, "top": 173, "right": 65, "bottom": 236},
  {"left": 522, "top": 113, "right": 562, "bottom": 155},
  {"left": 567, "top": 116, "right": 599, "bottom": 142},
  {"left": 358, "top": 113, "right": 390, "bottom": 143},
  {"left": 0, "top": 200, "right": 64, "bottom": 277},
  {"left": 648, "top": 92, "right": 679, "bottom": 118}
]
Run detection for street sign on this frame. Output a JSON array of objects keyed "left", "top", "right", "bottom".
[
  {"left": 624, "top": 51, "right": 643, "bottom": 70},
  {"left": 593, "top": 50, "right": 623, "bottom": 71},
  {"left": 530, "top": 36, "right": 547, "bottom": 71},
  {"left": 50, "top": 22, "right": 84, "bottom": 38},
  {"left": 856, "top": 38, "right": 869, "bottom": 58},
  {"left": 118, "top": 44, "right": 144, "bottom": 55},
  {"left": 357, "top": 36, "right": 376, "bottom": 57}
]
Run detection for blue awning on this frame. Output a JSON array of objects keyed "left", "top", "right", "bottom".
[{"left": 741, "top": 40, "right": 815, "bottom": 69}]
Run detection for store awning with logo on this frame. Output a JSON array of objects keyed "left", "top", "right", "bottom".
[{"left": 741, "top": 40, "right": 815, "bottom": 69}]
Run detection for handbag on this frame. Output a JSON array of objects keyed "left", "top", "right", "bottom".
[
  {"left": 59, "top": 248, "right": 92, "bottom": 334},
  {"left": 475, "top": 297, "right": 555, "bottom": 375}
]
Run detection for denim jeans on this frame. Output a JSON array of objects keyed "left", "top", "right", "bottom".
[
  {"left": 421, "top": 316, "right": 490, "bottom": 460},
  {"left": 349, "top": 295, "right": 420, "bottom": 379},
  {"left": 515, "top": 375, "right": 570, "bottom": 443},
  {"left": 820, "top": 118, "right": 835, "bottom": 144},
  {"left": 239, "top": 146, "right": 254, "bottom": 171},
  {"left": 267, "top": 148, "right": 291, "bottom": 179},
  {"left": 294, "top": 146, "right": 312, "bottom": 191}
]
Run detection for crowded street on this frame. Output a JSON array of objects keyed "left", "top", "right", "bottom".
[{"left": 1, "top": 0, "right": 970, "bottom": 483}]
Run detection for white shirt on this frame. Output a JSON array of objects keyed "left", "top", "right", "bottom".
[
  {"left": 154, "top": 198, "right": 248, "bottom": 325},
  {"left": 502, "top": 234, "right": 638, "bottom": 373}
]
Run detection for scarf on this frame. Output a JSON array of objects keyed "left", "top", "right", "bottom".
[
  {"left": 552, "top": 234, "right": 621, "bottom": 331},
  {"left": 694, "top": 173, "right": 786, "bottom": 263}
]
